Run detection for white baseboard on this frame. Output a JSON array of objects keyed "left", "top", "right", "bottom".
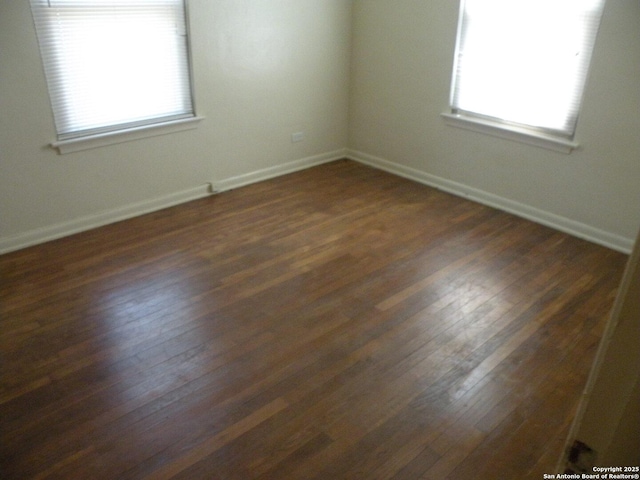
[
  {"left": 212, "top": 149, "right": 348, "bottom": 193},
  {"left": 0, "top": 184, "right": 213, "bottom": 255},
  {"left": 3, "top": 148, "right": 631, "bottom": 255},
  {"left": 0, "top": 149, "right": 348, "bottom": 255},
  {"left": 347, "top": 149, "right": 634, "bottom": 254}
]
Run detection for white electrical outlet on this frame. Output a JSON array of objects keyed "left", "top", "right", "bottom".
[{"left": 291, "top": 132, "right": 304, "bottom": 143}]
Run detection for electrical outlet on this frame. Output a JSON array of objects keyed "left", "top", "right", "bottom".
[{"left": 291, "top": 132, "right": 304, "bottom": 143}]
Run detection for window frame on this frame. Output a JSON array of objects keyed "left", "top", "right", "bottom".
[
  {"left": 30, "top": 0, "right": 202, "bottom": 154},
  {"left": 442, "top": 0, "right": 605, "bottom": 154}
]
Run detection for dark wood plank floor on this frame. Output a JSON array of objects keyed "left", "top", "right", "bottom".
[{"left": 0, "top": 160, "right": 627, "bottom": 479}]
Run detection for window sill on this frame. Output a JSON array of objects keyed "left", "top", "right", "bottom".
[
  {"left": 51, "top": 116, "right": 205, "bottom": 154},
  {"left": 441, "top": 113, "right": 579, "bottom": 154}
]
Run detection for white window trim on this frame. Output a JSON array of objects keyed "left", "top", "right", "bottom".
[
  {"left": 441, "top": 112, "right": 579, "bottom": 154},
  {"left": 51, "top": 115, "right": 204, "bottom": 154}
]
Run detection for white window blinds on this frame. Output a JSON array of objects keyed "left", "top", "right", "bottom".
[
  {"left": 30, "top": 0, "right": 195, "bottom": 140},
  {"left": 450, "top": 0, "right": 605, "bottom": 139}
]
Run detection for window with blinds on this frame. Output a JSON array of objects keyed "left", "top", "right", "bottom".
[
  {"left": 449, "top": 0, "right": 605, "bottom": 140},
  {"left": 30, "top": 0, "right": 195, "bottom": 141}
]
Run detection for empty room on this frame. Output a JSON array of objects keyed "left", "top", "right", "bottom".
[{"left": 1, "top": 1, "right": 639, "bottom": 479}]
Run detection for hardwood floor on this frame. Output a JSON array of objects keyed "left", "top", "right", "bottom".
[{"left": 0, "top": 160, "right": 627, "bottom": 479}]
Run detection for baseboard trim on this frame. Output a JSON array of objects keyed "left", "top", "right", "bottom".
[
  {"left": 347, "top": 149, "right": 634, "bottom": 254},
  {"left": 0, "top": 150, "right": 348, "bottom": 255},
  {"left": 0, "top": 184, "right": 213, "bottom": 255},
  {"left": 212, "top": 149, "right": 348, "bottom": 193},
  {"left": 3, "top": 149, "right": 632, "bottom": 255}
]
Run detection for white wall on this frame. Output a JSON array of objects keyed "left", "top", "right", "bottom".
[
  {"left": 348, "top": 0, "right": 640, "bottom": 252},
  {"left": 2, "top": 1, "right": 639, "bottom": 254},
  {"left": 0, "top": 0, "right": 352, "bottom": 252}
]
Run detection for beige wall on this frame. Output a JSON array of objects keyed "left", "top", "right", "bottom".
[
  {"left": 2, "top": 1, "right": 640, "bottom": 254},
  {"left": 349, "top": 0, "right": 640, "bottom": 252},
  {"left": 0, "top": 0, "right": 352, "bottom": 252}
]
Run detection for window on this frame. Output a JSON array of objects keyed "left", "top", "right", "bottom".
[
  {"left": 443, "top": 0, "right": 605, "bottom": 153},
  {"left": 30, "top": 0, "right": 198, "bottom": 153}
]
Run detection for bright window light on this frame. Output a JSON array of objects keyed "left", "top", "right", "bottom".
[
  {"left": 450, "top": 0, "right": 605, "bottom": 138},
  {"left": 30, "top": 0, "right": 195, "bottom": 140}
]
